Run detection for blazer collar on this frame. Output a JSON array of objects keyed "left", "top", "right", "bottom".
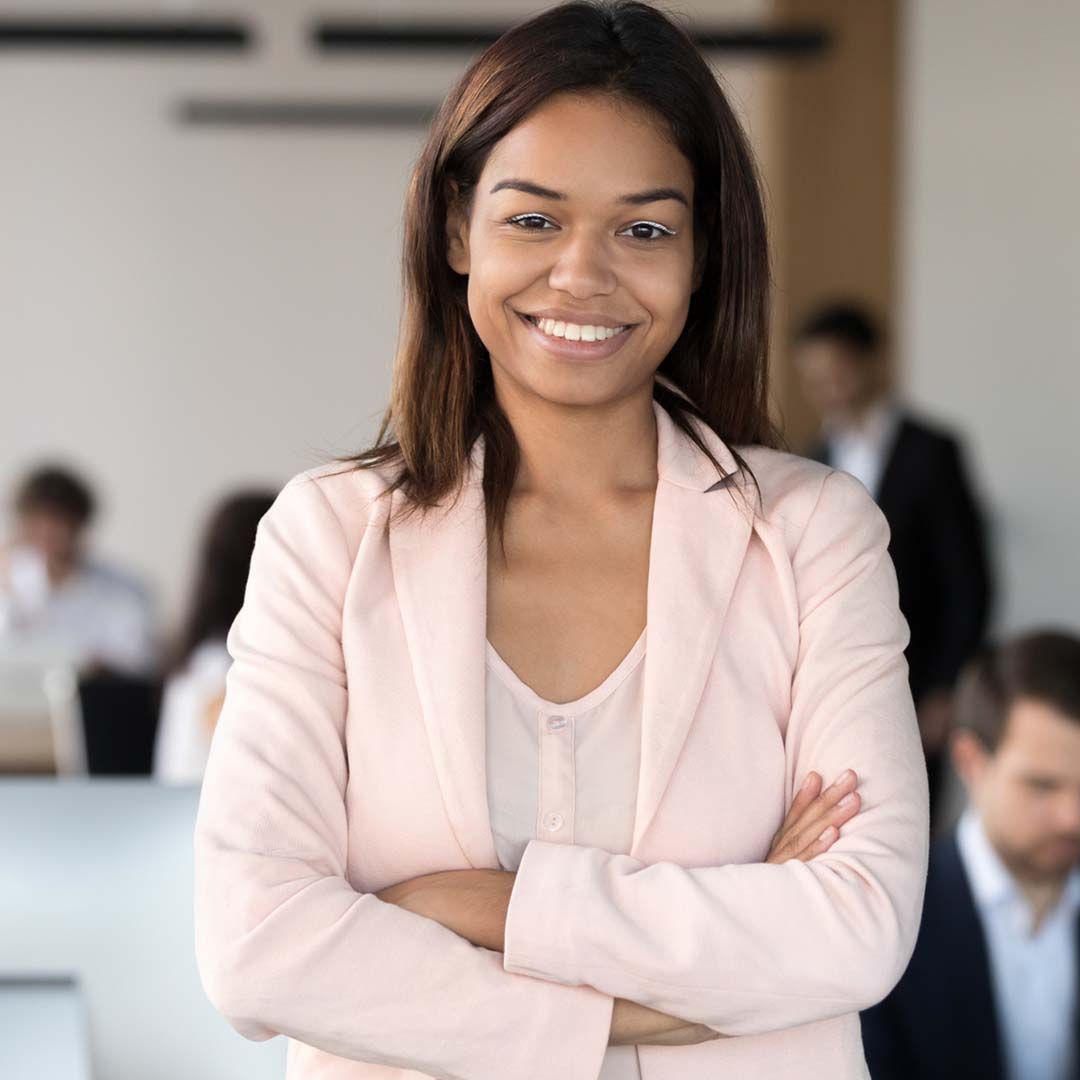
[{"left": 389, "top": 395, "right": 754, "bottom": 868}]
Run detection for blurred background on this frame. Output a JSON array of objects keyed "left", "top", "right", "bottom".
[{"left": 1, "top": 2, "right": 1077, "bottom": 1078}]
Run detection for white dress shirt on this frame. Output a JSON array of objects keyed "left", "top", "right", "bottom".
[
  {"left": 485, "top": 626, "right": 647, "bottom": 1080},
  {"left": 824, "top": 396, "right": 902, "bottom": 501},
  {"left": 153, "top": 637, "right": 232, "bottom": 785},
  {"left": 956, "top": 805, "right": 1080, "bottom": 1080},
  {"left": 0, "top": 545, "right": 158, "bottom": 676}
]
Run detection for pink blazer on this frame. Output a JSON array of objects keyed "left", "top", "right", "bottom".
[{"left": 194, "top": 397, "right": 930, "bottom": 1080}]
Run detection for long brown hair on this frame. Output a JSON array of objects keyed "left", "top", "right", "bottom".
[
  {"left": 337, "top": 0, "right": 779, "bottom": 551},
  {"left": 166, "top": 491, "right": 277, "bottom": 676}
]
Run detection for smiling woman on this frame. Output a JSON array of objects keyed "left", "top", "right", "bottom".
[
  {"left": 335, "top": 0, "right": 777, "bottom": 561},
  {"left": 193, "top": 4, "right": 929, "bottom": 1080},
  {"left": 445, "top": 93, "right": 700, "bottom": 396}
]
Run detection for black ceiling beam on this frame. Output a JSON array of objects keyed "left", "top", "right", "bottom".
[
  {"left": 313, "top": 20, "right": 829, "bottom": 57},
  {"left": 0, "top": 18, "right": 251, "bottom": 51},
  {"left": 177, "top": 99, "right": 438, "bottom": 128}
]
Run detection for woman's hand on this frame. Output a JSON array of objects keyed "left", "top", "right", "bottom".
[
  {"left": 609, "top": 997, "right": 724, "bottom": 1047},
  {"left": 766, "top": 769, "right": 861, "bottom": 864},
  {"left": 375, "top": 869, "right": 514, "bottom": 953}
]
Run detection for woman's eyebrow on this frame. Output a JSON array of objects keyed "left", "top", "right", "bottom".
[{"left": 489, "top": 178, "right": 689, "bottom": 208}]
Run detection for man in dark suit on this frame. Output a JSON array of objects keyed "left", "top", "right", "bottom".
[
  {"left": 794, "top": 302, "right": 993, "bottom": 831},
  {"left": 860, "top": 630, "right": 1080, "bottom": 1079}
]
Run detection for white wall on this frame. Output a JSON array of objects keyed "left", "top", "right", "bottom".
[
  {"left": 898, "top": 0, "right": 1080, "bottom": 635},
  {"left": 1, "top": 4, "right": 434, "bottom": 628},
  {"left": 0, "top": 0, "right": 776, "bottom": 630}
]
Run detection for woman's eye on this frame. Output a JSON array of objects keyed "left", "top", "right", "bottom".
[
  {"left": 621, "top": 221, "right": 676, "bottom": 241},
  {"left": 506, "top": 214, "right": 555, "bottom": 231}
]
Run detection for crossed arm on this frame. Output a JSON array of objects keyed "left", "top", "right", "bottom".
[
  {"left": 375, "top": 766, "right": 862, "bottom": 1047},
  {"left": 195, "top": 467, "right": 928, "bottom": 1075}
]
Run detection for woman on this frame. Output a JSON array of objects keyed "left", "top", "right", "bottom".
[
  {"left": 153, "top": 490, "right": 275, "bottom": 784},
  {"left": 194, "top": 3, "right": 929, "bottom": 1078}
]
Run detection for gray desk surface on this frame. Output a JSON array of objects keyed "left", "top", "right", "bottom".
[
  {"left": 0, "top": 779, "right": 286, "bottom": 1080},
  {"left": 0, "top": 977, "right": 93, "bottom": 1080}
]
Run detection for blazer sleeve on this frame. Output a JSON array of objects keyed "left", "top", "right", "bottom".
[
  {"left": 500, "top": 468, "right": 930, "bottom": 1037},
  {"left": 193, "top": 473, "right": 615, "bottom": 1080}
]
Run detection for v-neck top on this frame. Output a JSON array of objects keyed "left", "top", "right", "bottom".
[{"left": 485, "top": 627, "right": 647, "bottom": 1080}]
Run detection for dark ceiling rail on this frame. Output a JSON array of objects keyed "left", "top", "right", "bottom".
[
  {"left": 313, "top": 20, "right": 829, "bottom": 57},
  {"left": 177, "top": 99, "right": 439, "bottom": 128},
  {"left": 0, "top": 17, "right": 827, "bottom": 58},
  {"left": 693, "top": 27, "right": 829, "bottom": 54},
  {"left": 0, "top": 18, "right": 251, "bottom": 51}
]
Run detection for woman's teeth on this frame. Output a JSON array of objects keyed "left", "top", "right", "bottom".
[{"left": 527, "top": 315, "right": 629, "bottom": 341}]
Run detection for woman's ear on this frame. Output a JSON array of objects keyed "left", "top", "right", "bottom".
[{"left": 445, "top": 180, "right": 470, "bottom": 276}]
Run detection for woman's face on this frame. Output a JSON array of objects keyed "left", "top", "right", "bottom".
[{"left": 446, "top": 92, "right": 701, "bottom": 409}]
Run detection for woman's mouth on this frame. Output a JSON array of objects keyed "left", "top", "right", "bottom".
[{"left": 515, "top": 311, "right": 637, "bottom": 362}]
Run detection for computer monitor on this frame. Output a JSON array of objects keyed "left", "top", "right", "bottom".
[
  {"left": 0, "top": 778, "right": 286, "bottom": 1080},
  {"left": 0, "top": 975, "right": 92, "bottom": 1080}
]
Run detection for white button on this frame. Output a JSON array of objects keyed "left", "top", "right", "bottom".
[
  {"left": 546, "top": 715, "right": 567, "bottom": 732},
  {"left": 543, "top": 812, "right": 564, "bottom": 831}
]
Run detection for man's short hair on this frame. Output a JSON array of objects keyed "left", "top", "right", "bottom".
[
  {"left": 795, "top": 301, "right": 884, "bottom": 359},
  {"left": 953, "top": 629, "right": 1080, "bottom": 752},
  {"left": 12, "top": 464, "right": 97, "bottom": 529}
]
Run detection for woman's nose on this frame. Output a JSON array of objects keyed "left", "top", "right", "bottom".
[{"left": 546, "top": 229, "right": 617, "bottom": 298}]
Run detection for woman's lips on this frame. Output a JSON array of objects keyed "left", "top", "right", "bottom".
[{"left": 516, "top": 311, "right": 636, "bottom": 362}]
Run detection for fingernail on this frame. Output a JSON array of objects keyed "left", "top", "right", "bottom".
[
  {"left": 801, "top": 774, "right": 814, "bottom": 792},
  {"left": 818, "top": 826, "right": 835, "bottom": 842},
  {"left": 838, "top": 793, "right": 856, "bottom": 808}
]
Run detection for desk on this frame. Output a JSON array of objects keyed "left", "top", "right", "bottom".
[
  {"left": 0, "top": 779, "right": 286, "bottom": 1080},
  {"left": 0, "top": 976, "right": 92, "bottom": 1079}
]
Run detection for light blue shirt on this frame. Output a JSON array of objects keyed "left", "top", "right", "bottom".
[{"left": 956, "top": 806, "right": 1080, "bottom": 1080}]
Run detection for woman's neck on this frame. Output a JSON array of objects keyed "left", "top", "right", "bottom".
[{"left": 497, "top": 386, "right": 659, "bottom": 503}]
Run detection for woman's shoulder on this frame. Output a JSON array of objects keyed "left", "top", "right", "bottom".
[
  {"left": 270, "top": 459, "right": 397, "bottom": 544},
  {"left": 735, "top": 445, "right": 883, "bottom": 547}
]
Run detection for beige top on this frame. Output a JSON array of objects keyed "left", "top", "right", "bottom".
[{"left": 485, "top": 626, "right": 647, "bottom": 1080}]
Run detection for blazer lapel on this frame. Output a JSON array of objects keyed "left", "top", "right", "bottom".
[
  {"left": 936, "top": 832, "right": 1005, "bottom": 1078},
  {"left": 631, "top": 400, "right": 754, "bottom": 853},
  {"left": 389, "top": 437, "right": 498, "bottom": 870},
  {"left": 873, "top": 415, "right": 913, "bottom": 517},
  {"left": 389, "top": 397, "right": 754, "bottom": 869}
]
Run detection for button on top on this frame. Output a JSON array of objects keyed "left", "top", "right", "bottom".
[
  {"left": 543, "top": 812, "right": 564, "bottom": 831},
  {"left": 546, "top": 715, "right": 568, "bottom": 732}
]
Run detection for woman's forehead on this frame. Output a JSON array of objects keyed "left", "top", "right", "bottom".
[{"left": 480, "top": 95, "right": 693, "bottom": 201}]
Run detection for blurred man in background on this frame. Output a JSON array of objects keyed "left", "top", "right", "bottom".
[
  {"left": 0, "top": 464, "right": 158, "bottom": 677},
  {"left": 794, "top": 301, "right": 993, "bottom": 830},
  {"left": 860, "top": 629, "right": 1080, "bottom": 1079}
]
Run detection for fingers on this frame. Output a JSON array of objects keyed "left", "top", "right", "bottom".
[
  {"left": 780, "top": 770, "right": 822, "bottom": 833},
  {"left": 790, "top": 769, "right": 859, "bottom": 852},
  {"left": 769, "top": 769, "right": 861, "bottom": 863},
  {"left": 771, "top": 770, "right": 826, "bottom": 848},
  {"left": 797, "top": 824, "right": 839, "bottom": 862}
]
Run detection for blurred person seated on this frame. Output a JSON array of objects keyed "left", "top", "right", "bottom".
[
  {"left": 0, "top": 463, "right": 158, "bottom": 678},
  {"left": 860, "top": 629, "right": 1080, "bottom": 1079},
  {"left": 152, "top": 489, "right": 275, "bottom": 785},
  {"left": 794, "top": 301, "right": 993, "bottom": 833}
]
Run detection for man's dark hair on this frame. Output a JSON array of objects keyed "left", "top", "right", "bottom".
[
  {"left": 795, "top": 301, "right": 885, "bottom": 359},
  {"left": 953, "top": 629, "right": 1080, "bottom": 752},
  {"left": 12, "top": 464, "right": 97, "bottom": 529}
]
